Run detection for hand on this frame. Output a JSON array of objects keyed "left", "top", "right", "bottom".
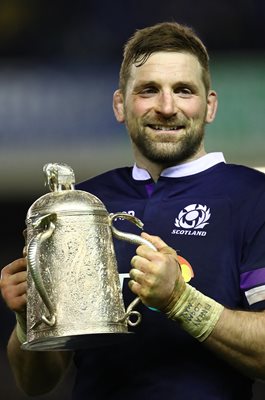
[
  {"left": 129, "top": 232, "right": 186, "bottom": 310},
  {"left": 0, "top": 257, "right": 27, "bottom": 314}
]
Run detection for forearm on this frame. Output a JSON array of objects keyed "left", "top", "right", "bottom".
[
  {"left": 165, "top": 284, "right": 265, "bottom": 380},
  {"left": 7, "top": 326, "right": 73, "bottom": 395},
  {"left": 205, "top": 308, "right": 265, "bottom": 380},
  {"left": 129, "top": 234, "right": 265, "bottom": 380}
]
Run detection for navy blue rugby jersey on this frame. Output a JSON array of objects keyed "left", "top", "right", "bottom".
[{"left": 72, "top": 153, "right": 265, "bottom": 400}]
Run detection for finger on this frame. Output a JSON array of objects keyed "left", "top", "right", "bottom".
[
  {"left": 141, "top": 233, "right": 177, "bottom": 256},
  {"left": 23, "top": 246, "right": 27, "bottom": 257},
  {"left": 1, "top": 280, "right": 28, "bottom": 312},
  {"left": 128, "top": 278, "right": 141, "bottom": 296},
  {"left": 131, "top": 255, "right": 138, "bottom": 267},
  {"left": 137, "top": 235, "right": 177, "bottom": 264},
  {"left": 1, "top": 259, "right": 27, "bottom": 278},
  {"left": 14, "top": 281, "right": 27, "bottom": 297},
  {"left": 9, "top": 293, "right": 27, "bottom": 313},
  {"left": 129, "top": 267, "right": 145, "bottom": 284},
  {"left": 10, "top": 271, "right": 27, "bottom": 285},
  {"left": 131, "top": 255, "right": 150, "bottom": 271},
  {"left": 141, "top": 232, "right": 169, "bottom": 250},
  {"left": 141, "top": 232, "right": 177, "bottom": 257},
  {"left": 1, "top": 278, "right": 27, "bottom": 298}
]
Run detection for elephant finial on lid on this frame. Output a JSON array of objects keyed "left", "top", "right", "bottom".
[{"left": 43, "top": 163, "right": 75, "bottom": 192}]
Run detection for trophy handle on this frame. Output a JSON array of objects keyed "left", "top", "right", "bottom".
[
  {"left": 109, "top": 213, "right": 157, "bottom": 326},
  {"left": 27, "top": 213, "right": 57, "bottom": 326}
]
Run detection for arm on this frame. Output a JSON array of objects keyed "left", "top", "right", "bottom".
[
  {"left": 129, "top": 232, "right": 265, "bottom": 381},
  {"left": 7, "top": 326, "right": 73, "bottom": 395},
  {"left": 206, "top": 307, "right": 265, "bottom": 380},
  {"left": 0, "top": 258, "right": 73, "bottom": 396}
]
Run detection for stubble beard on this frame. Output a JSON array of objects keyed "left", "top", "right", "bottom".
[{"left": 127, "top": 117, "right": 206, "bottom": 166}]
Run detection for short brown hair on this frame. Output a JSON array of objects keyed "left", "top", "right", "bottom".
[{"left": 119, "top": 21, "right": 211, "bottom": 94}]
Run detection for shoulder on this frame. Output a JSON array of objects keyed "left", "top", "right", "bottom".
[
  {"left": 217, "top": 163, "right": 265, "bottom": 189},
  {"left": 218, "top": 164, "right": 265, "bottom": 212},
  {"left": 75, "top": 166, "right": 133, "bottom": 197}
]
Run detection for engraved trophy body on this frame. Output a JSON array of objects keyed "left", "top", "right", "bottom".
[{"left": 22, "top": 163, "right": 155, "bottom": 351}]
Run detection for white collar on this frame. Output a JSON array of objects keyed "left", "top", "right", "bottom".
[{"left": 132, "top": 152, "right": 226, "bottom": 180}]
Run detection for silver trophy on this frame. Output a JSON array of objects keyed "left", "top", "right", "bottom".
[{"left": 22, "top": 163, "right": 155, "bottom": 351}]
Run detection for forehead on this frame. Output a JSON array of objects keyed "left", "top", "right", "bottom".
[{"left": 129, "top": 51, "right": 203, "bottom": 86}]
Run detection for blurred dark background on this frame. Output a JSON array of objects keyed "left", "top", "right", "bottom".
[{"left": 0, "top": 1, "right": 264, "bottom": 399}]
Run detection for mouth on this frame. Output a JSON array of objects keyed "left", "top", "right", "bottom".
[{"left": 147, "top": 124, "right": 185, "bottom": 132}]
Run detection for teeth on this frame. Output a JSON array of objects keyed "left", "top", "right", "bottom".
[{"left": 152, "top": 125, "right": 180, "bottom": 131}]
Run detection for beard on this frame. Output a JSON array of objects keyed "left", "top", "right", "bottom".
[{"left": 126, "top": 112, "right": 206, "bottom": 166}]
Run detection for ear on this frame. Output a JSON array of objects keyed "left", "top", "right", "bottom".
[
  {"left": 113, "top": 90, "right": 125, "bottom": 123},
  {"left": 205, "top": 90, "right": 218, "bottom": 123}
]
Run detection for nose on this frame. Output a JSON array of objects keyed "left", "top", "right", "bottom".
[{"left": 155, "top": 92, "right": 177, "bottom": 117}]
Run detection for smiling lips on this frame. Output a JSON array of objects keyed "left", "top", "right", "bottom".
[{"left": 148, "top": 124, "right": 185, "bottom": 132}]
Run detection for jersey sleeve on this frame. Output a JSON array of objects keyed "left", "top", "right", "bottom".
[{"left": 240, "top": 189, "right": 265, "bottom": 310}]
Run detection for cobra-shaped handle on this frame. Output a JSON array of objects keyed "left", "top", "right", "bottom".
[
  {"left": 27, "top": 213, "right": 57, "bottom": 326},
  {"left": 109, "top": 212, "right": 157, "bottom": 326}
]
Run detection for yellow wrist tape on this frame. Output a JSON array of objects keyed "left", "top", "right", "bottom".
[
  {"left": 166, "top": 284, "right": 224, "bottom": 342},
  {"left": 15, "top": 313, "right": 27, "bottom": 344}
]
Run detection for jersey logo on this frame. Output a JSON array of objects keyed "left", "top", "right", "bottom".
[
  {"left": 175, "top": 204, "right": 211, "bottom": 229},
  {"left": 178, "top": 255, "right": 194, "bottom": 282},
  {"left": 172, "top": 204, "right": 211, "bottom": 237}
]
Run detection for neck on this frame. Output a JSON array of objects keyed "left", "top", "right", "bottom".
[
  {"left": 133, "top": 147, "right": 207, "bottom": 182},
  {"left": 135, "top": 161, "right": 164, "bottom": 183}
]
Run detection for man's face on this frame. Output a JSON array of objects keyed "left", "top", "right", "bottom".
[{"left": 115, "top": 51, "right": 217, "bottom": 166}]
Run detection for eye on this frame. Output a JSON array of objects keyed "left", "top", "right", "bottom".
[
  {"left": 139, "top": 86, "right": 158, "bottom": 97},
  {"left": 175, "top": 87, "right": 193, "bottom": 97}
]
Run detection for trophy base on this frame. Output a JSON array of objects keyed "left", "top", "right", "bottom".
[{"left": 21, "top": 332, "right": 132, "bottom": 351}]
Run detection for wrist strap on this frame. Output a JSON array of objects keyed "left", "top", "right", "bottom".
[{"left": 166, "top": 284, "right": 224, "bottom": 342}]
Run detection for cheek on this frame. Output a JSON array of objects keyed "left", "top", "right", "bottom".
[
  {"left": 180, "top": 99, "right": 206, "bottom": 119},
  {"left": 127, "top": 98, "right": 152, "bottom": 117}
]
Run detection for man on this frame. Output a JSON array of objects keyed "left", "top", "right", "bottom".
[{"left": 1, "top": 21, "right": 265, "bottom": 399}]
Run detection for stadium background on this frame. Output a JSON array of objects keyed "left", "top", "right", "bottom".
[{"left": 0, "top": 1, "right": 264, "bottom": 398}]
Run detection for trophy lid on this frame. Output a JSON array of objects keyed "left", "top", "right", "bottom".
[{"left": 26, "top": 163, "right": 106, "bottom": 219}]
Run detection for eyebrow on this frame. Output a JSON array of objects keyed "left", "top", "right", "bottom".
[{"left": 133, "top": 80, "right": 199, "bottom": 92}]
